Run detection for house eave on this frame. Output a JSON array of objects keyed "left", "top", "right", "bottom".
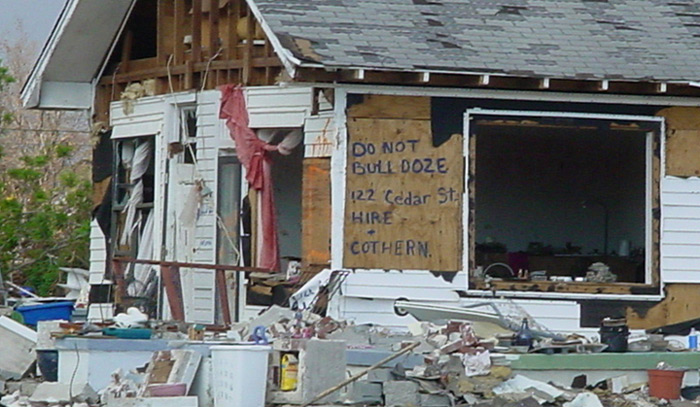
[{"left": 21, "top": 0, "right": 135, "bottom": 110}]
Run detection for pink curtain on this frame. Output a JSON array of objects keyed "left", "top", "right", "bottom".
[{"left": 219, "top": 84, "right": 280, "bottom": 271}]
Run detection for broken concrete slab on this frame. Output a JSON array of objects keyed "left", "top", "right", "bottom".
[
  {"left": 29, "top": 382, "right": 99, "bottom": 404},
  {"left": 0, "top": 316, "right": 37, "bottom": 380},
  {"left": 346, "top": 381, "right": 383, "bottom": 404},
  {"left": 420, "top": 393, "right": 452, "bottom": 407},
  {"left": 384, "top": 380, "right": 420, "bottom": 407},
  {"left": 104, "top": 396, "right": 198, "bottom": 407}
]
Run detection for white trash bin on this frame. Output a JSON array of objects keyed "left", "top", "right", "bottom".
[{"left": 211, "top": 344, "right": 272, "bottom": 407}]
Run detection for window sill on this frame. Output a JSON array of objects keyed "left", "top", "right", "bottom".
[{"left": 470, "top": 279, "right": 660, "bottom": 296}]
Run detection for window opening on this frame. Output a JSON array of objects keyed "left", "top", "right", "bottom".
[{"left": 467, "top": 111, "right": 660, "bottom": 292}]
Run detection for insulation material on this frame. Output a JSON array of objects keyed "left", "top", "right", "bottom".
[
  {"left": 120, "top": 141, "right": 152, "bottom": 246},
  {"left": 220, "top": 85, "right": 299, "bottom": 271}
]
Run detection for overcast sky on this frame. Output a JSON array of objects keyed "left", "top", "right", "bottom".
[{"left": 0, "top": 0, "right": 67, "bottom": 57}]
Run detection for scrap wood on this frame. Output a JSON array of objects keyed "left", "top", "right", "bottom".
[{"left": 301, "top": 341, "right": 421, "bottom": 407}]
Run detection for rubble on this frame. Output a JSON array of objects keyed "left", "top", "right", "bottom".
[{"left": 3, "top": 301, "right": 700, "bottom": 407}]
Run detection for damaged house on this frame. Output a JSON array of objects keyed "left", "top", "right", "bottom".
[{"left": 20, "top": 0, "right": 700, "bottom": 333}]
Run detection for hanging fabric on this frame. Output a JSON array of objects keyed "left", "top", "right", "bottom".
[
  {"left": 120, "top": 140, "right": 152, "bottom": 246},
  {"left": 219, "top": 84, "right": 289, "bottom": 272}
]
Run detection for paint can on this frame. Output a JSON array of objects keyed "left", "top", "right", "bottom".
[{"left": 600, "top": 317, "right": 629, "bottom": 352}]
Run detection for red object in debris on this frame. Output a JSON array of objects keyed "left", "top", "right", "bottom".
[
  {"left": 648, "top": 369, "right": 685, "bottom": 400},
  {"left": 220, "top": 84, "right": 280, "bottom": 272}
]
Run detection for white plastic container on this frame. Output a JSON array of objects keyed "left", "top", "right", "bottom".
[{"left": 211, "top": 344, "right": 272, "bottom": 407}]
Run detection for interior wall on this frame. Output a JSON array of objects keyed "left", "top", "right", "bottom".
[
  {"left": 272, "top": 144, "right": 304, "bottom": 263},
  {"left": 474, "top": 125, "right": 646, "bottom": 255}
]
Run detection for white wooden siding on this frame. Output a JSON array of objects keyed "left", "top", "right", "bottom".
[
  {"left": 246, "top": 86, "right": 312, "bottom": 128},
  {"left": 110, "top": 96, "right": 166, "bottom": 137},
  {"left": 88, "top": 219, "right": 107, "bottom": 285},
  {"left": 304, "top": 111, "right": 335, "bottom": 158},
  {"left": 333, "top": 269, "right": 583, "bottom": 333},
  {"left": 662, "top": 176, "right": 700, "bottom": 283}
]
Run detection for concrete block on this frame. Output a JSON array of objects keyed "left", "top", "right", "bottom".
[
  {"left": 0, "top": 316, "right": 37, "bottom": 380},
  {"left": 347, "top": 381, "right": 383, "bottom": 404},
  {"left": 29, "top": 382, "right": 99, "bottom": 404},
  {"left": 367, "top": 367, "right": 393, "bottom": 383},
  {"left": 383, "top": 381, "right": 420, "bottom": 407},
  {"left": 421, "top": 393, "right": 452, "bottom": 407},
  {"left": 105, "top": 396, "right": 198, "bottom": 407},
  {"left": 300, "top": 339, "right": 347, "bottom": 404}
]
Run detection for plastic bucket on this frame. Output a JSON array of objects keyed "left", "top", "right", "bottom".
[
  {"left": 648, "top": 369, "right": 685, "bottom": 400},
  {"left": 211, "top": 344, "right": 272, "bottom": 407}
]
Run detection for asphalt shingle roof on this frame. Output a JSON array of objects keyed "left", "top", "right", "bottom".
[{"left": 253, "top": 0, "right": 700, "bottom": 82}]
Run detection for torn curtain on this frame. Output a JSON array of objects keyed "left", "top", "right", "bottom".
[{"left": 219, "top": 84, "right": 280, "bottom": 271}]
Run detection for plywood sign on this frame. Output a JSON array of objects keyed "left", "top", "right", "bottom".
[{"left": 344, "top": 118, "right": 463, "bottom": 271}]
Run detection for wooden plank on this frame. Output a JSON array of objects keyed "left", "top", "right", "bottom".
[
  {"left": 174, "top": 0, "right": 186, "bottom": 64},
  {"left": 243, "top": 5, "right": 254, "bottom": 85},
  {"left": 627, "top": 284, "right": 700, "bottom": 329},
  {"left": 664, "top": 130, "right": 700, "bottom": 177},
  {"left": 302, "top": 158, "right": 332, "bottom": 267},
  {"left": 192, "top": 0, "right": 202, "bottom": 62},
  {"left": 120, "top": 29, "right": 134, "bottom": 72},
  {"left": 161, "top": 265, "right": 185, "bottom": 321},
  {"left": 343, "top": 119, "right": 463, "bottom": 271},
  {"left": 216, "top": 269, "right": 232, "bottom": 324},
  {"left": 347, "top": 95, "right": 431, "bottom": 120},
  {"left": 658, "top": 107, "right": 700, "bottom": 177},
  {"left": 157, "top": 0, "right": 174, "bottom": 65},
  {"left": 208, "top": 0, "right": 220, "bottom": 57}
]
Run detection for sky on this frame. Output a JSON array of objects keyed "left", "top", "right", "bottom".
[{"left": 0, "top": 0, "right": 67, "bottom": 56}]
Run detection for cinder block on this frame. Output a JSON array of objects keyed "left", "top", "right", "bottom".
[
  {"left": 300, "top": 339, "right": 347, "bottom": 404},
  {"left": 347, "top": 381, "right": 383, "bottom": 404},
  {"left": 367, "top": 368, "right": 393, "bottom": 383},
  {"left": 383, "top": 381, "right": 420, "bottom": 407}
]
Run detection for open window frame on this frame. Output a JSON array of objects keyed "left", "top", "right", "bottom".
[{"left": 463, "top": 109, "right": 664, "bottom": 299}]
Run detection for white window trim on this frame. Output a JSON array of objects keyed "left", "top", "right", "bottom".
[{"left": 463, "top": 109, "right": 664, "bottom": 299}]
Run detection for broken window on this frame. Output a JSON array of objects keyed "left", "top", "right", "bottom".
[
  {"left": 111, "top": 136, "right": 157, "bottom": 311},
  {"left": 467, "top": 111, "right": 660, "bottom": 292}
]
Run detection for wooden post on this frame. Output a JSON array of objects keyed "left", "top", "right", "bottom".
[
  {"left": 192, "top": 0, "right": 203, "bottom": 63},
  {"left": 208, "top": 0, "right": 219, "bottom": 56},
  {"left": 111, "top": 259, "right": 127, "bottom": 305},
  {"left": 243, "top": 4, "right": 254, "bottom": 85},
  {"left": 161, "top": 265, "right": 185, "bottom": 321},
  {"left": 216, "top": 269, "right": 232, "bottom": 325},
  {"left": 173, "top": 0, "right": 185, "bottom": 65}
]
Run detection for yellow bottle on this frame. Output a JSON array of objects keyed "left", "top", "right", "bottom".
[{"left": 280, "top": 353, "right": 298, "bottom": 391}]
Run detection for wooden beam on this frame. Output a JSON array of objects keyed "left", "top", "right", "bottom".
[
  {"left": 98, "top": 57, "right": 280, "bottom": 85},
  {"left": 173, "top": 0, "right": 186, "bottom": 64},
  {"left": 161, "top": 265, "right": 185, "bottom": 321},
  {"left": 216, "top": 269, "right": 232, "bottom": 325},
  {"left": 208, "top": 0, "right": 220, "bottom": 57},
  {"left": 192, "top": 0, "right": 202, "bottom": 62},
  {"left": 120, "top": 29, "right": 134, "bottom": 72},
  {"left": 243, "top": 3, "right": 254, "bottom": 85}
]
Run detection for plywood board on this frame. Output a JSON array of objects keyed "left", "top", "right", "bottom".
[
  {"left": 658, "top": 107, "right": 700, "bottom": 177},
  {"left": 627, "top": 284, "right": 700, "bottom": 329},
  {"left": 302, "top": 158, "right": 332, "bottom": 267},
  {"left": 344, "top": 118, "right": 463, "bottom": 271},
  {"left": 347, "top": 95, "right": 430, "bottom": 120}
]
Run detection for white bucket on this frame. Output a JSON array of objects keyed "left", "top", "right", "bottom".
[{"left": 211, "top": 344, "right": 272, "bottom": 407}]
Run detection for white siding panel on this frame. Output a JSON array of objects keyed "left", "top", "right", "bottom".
[
  {"left": 662, "top": 176, "right": 700, "bottom": 282},
  {"left": 304, "top": 112, "right": 335, "bottom": 158},
  {"left": 88, "top": 219, "right": 107, "bottom": 284},
  {"left": 245, "top": 86, "right": 312, "bottom": 128}
]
